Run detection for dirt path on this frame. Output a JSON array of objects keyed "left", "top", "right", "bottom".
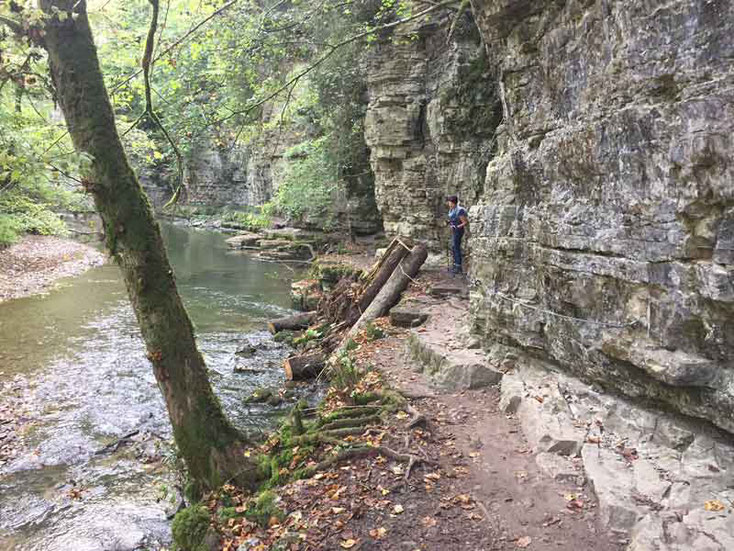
[
  {"left": 0, "top": 235, "right": 105, "bottom": 303},
  {"left": 373, "top": 344, "right": 618, "bottom": 550},
  {"left": 354, "top": 270, "right": 621, "bottom": 550}
]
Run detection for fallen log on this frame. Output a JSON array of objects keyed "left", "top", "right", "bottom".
[
  {"left": 268, "top": 311, "right": 316, "bottom": 334},
  {"left": 345, "top": 239, "right": 411, "bottom": 326},
  {"left": 283, "top": 351, "right": 326, "bottom": 380},
  {"left": 337, "top": 242, "right": 428, "bottom": 352}
]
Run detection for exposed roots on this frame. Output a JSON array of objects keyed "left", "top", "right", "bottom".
[
  {"left": 320, "top": 414, "right": 380, "bottom": 432},
  {"left": 303, "top": 445, "right": 434, "bottom": 479}
]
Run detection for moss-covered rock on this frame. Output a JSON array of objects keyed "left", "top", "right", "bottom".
[{"left": 171, "top": 505, "right": 214, "bottom": 551}]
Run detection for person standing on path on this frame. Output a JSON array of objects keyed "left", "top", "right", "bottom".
[{"left": 446, "top": 195, "right": 469, "bottom": 275}]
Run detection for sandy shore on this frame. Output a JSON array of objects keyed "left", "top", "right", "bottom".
[{"left": 0, "top": 235, "right": 106, "bottom": 303}]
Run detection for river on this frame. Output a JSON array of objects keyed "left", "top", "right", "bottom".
[{"left": 0, "top": 223, "right": 302, "bottom": 550}]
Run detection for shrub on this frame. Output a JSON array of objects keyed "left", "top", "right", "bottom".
[{"left": 0, "top": 215, "right": 21, "bottom": 248}]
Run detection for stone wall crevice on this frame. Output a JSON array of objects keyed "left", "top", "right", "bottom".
[{"left": 466, "top": 0, "right": 734, "bottom": 434}]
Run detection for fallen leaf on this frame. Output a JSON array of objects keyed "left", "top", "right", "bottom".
[
  {"left": 424, "top": 472, "right": 441, "bottom": 481},
  {"left": 704, "top": 500, "right": 726, "bottom": 512},
  {"left": 332, "top": 507, "right": 346, "bottom": 514},
  {"left": 516, "top": 535, "right": 532, "bottom": 548},
  {"left": 421, "top": 516, "right": 437, "bottom": 528},
  {"left": 393, "top": 503, "right": 404, "bottom": 514},
  {"left": 396, "top": 411, "right": 409, "bottom": 419},
  {"left": 340, "top": 539, "right": 357, "bottom": 549},
  {"left": 369, "top": 526, "right": 388, "bottom": 539}
]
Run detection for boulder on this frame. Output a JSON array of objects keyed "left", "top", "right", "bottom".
[{"left": 225, "top": 232, "right": 261, "bottom": 249}]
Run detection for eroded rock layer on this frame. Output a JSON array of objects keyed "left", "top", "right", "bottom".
[
  {"left": 466, "top": 0, "right": 734, "bottom": 433},
  {"left": 365, "top": 11, "right": 500, "bottom": 246}
]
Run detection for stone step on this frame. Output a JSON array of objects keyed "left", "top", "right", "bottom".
[
  {"left": 429, "top": 281, "right": 468, "bottom": 299},
  {"left": 389, "top": 300, "right": 429, "bottom": 327},
  {"left": 405, "top": 331, "right": 502, "bottom": 390}
]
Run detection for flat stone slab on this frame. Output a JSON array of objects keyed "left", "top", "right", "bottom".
[
  {"left": 225, "top": 232, "right": 261, "bottom": 248},
  {"left": 500, "top": 358, "right": 734, "bottom": 549},
  {"left": 406, "top": 331, "right": 502, "bottom": 391},
  {"left": 500, "top": 367, "right": 585, "bottom": 456},
  {"left": 535, "top": 452, "right": 585, "bottom": 486},
  {"left": 429, "top": 281, "right": 468, "bottom": 299},
  {"left": 390, "top": 301, "right": 430, "bottom": 327},
  {"left": 582, "top": 444, "right": 642, "bottom": 537}
]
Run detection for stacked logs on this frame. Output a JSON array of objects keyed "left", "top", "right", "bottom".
[{"left": 267, "top": 238, "right": 428, "bottom": 380}]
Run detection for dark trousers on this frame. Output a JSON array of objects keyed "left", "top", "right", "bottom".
[{"left": 451, "top": 229, "right": 464, "bottom": 271}]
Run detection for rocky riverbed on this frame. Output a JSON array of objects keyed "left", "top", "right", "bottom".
[{"left": 0, "top": 235, "right": 105, "bottom": 303}]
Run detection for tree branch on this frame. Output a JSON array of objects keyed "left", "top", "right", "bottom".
[
  {"left": 109, "top": 0, "right": 242, "bottom": 95},
  {"left": 220, "top": 0, "right": 458, "bottom": 147},
  {"left": 140, "top": 0, "right": 185, "bottom": 207}
]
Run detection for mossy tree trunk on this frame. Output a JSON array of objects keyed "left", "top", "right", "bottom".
[{"left": 39, "top": 0, "right": 254, "bottom": 492}]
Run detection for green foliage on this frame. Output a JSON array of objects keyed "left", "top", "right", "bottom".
[
  {"left": 221, "top": 207, "right": 272, "bottom": 230},
  {"left": 364, "top": 321, "right": 385, "bottom": 341},
  {"left": 171, "top": 505, "right": 212, "bottom": 551},
  {"left": 293, "top": 327, "right": 323, "bottom": 347},
  {"left": 330, "top": 350, "right": 363, "bottom": 389},
  {"left": 0, "top": 215, "right": 22, "bottom": 247},
  {"left": 275, "top": 138, "right": 339, "bottom": 225}
]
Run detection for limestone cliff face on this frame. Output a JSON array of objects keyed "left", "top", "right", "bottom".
[
  {"left": 464, "top": 0, "right": 734, "bottom": 433},
  {"left": 364, "top": 11, "right": 499, "bottom": 246},
  {"left": 183, "top": 132, "right": 288, "bottom": 208}
]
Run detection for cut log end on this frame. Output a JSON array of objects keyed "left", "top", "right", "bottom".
[{"left": 284, "top": 352, "right": 326, "bottom": 380}]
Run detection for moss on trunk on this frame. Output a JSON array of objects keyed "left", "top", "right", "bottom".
[{"left": 40, "top": 0, "right": 254, "bottom": 491}]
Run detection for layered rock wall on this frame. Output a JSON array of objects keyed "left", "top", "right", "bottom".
[
  {"left": 466, "top": 0, "right": 734, "bottom": 433},
  {"left": 365, "top": 11, "right": 500, "bottom": 246}
]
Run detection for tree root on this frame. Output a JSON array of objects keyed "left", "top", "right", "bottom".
[
  {"left": 320, "top": 414, "right": 380, "bottom": 431},
  {"left": 303, "top": 444, "right": 434, "bottom": 478},
  {"left": 322, "top": 406, "right": 380, "bottom": 421},
  {"left": 406, "top": 404, "right": 427, "bottom": 429},
  {"left": 321, "top": 427, "right": 371, "bottom": 438}
]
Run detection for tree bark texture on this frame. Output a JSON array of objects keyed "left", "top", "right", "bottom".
[
  {"left": 40, "top": 1, "right": 253, "bottom": 492},
  {"left": 345, "top": 240, "right": 410, "bottom": 326},
  {"left": 342, "top": 242, "right": 428, "bottom": 345},
  {"left": 268, "top": 311, "right": 317, "bottom": 334}
]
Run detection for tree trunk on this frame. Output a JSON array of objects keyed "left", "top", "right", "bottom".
[
  {"left": 340, "top": 243, "right": 427, "bottom": 348},
  {"left": 268, "top": 312, "right": 317, "bottom": 334},
  {"left": 345, "top": 239, "right": 410, "bottom": 326},
  {"left": 40, "top": 1, "right": 254, "bottom": 493},
  {"left": 284, "top": 352, "right": 326, "bottom": 380}
]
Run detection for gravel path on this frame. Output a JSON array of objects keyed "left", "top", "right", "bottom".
[{"left": 0, "top": 235, "right": 106, "bottom": 302}]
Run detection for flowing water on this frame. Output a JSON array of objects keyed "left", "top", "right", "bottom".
[{"left": 0, "top": 223, "right": 303, "bottom": 550}]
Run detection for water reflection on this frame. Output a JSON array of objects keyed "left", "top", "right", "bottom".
[{"left": 0, "top": 222, "right": 302, "bottom": 550}]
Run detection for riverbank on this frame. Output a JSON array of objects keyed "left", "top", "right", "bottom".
[
  {"left": 191, "top": 265, "right": 619, "bottom": 551},
  {"left": 192, "top": 242, "right": 733, "bottom": 550},
  {"left": 0, "top": 235, "right": 106, "bottom": 303}
]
